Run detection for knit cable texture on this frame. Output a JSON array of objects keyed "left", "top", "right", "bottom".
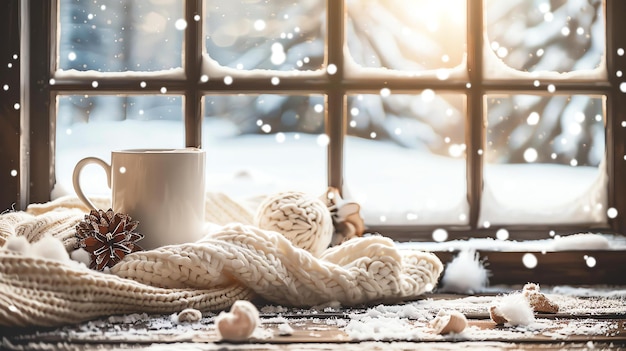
[{"left": 0, "top": 193, "right": 443, "bottom": 327}]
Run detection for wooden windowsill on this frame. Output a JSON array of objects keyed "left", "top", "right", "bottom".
[
  {"left": 1, "top": 291, "right": 624, "bottom": 350},
  {"left": 433, "top": 250, "right": 626, "bottom": 285}
]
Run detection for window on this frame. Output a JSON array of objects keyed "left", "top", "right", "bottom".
[{"left": 3, "top": 0, "right": 626, "bottom": 245}]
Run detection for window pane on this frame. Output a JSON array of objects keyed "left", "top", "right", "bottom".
[
  {"left": 58, "top": 0, "right": 184, "bottom": 72},
  {"left": 55, "top": 95, "right": 184, "bottom": 197},
  {"left": 480, "top": 94, "right": 607, "bottom": 226},
  {"left": 345, "top": 92, "right": 468, "bottom": 226},
  {"left": 346, "top": 0, "right": 466, "bottom": 72},
  {"left": 484, "top": 0, "right": 605, "bottom": 78},
  {"left": 203, "top": 95, "right": 327, "bottom": 199},
  {"left": 204, "top": 0, "right": 325, "bottom": 71}
]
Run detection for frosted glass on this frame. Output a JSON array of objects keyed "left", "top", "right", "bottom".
[
  {"left": 344, "top": 93, "right": 468, "bottom": 226},
  {"left": 58, "top": 0, "right": 184, "bottom": 72},
  {"left": 484, "top": 0, "right": 605, "bottom": 78},
  {"left": 202, "top": 95, "right": 327, "bottom": 198},
  {"left": 204, "top": 0, "right": 325, "bottom": 71},
  {"left": 480, "top": 94, "right": 607, "bottom": 225},
  {"left": 346, "top": 0, "right": 466, "bottom": 71}
]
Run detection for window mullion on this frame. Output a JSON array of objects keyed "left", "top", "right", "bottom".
[
  {"left": 28, "top": 0, "right": 55, "bottom": 204},
  {"left": 185, "top": 0, "right": 202, "bottom": 148},
  {"left": 606, "top": 0, "right": 626, "bottom": 234},
  {"left": 0, "top": 0, "right": 21, "bottom": 210},
  {"left": 466, "top": 0, "right": 484, "bottom": 230},
  {"left": 326, "top": 0, "right": 345, "bottom": 192}
]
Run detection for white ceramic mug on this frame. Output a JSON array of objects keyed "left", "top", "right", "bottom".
[{"left": 72, "top": 148, "right": 206, "bottom": 250}]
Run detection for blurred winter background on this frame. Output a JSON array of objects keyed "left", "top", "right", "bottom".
[{"left": 54, "top": 0, "right": 609, "bottom": 229}]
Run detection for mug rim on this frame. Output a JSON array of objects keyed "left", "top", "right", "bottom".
[{"left": 112, "top": 148, "right": 204, "bottom": 154}]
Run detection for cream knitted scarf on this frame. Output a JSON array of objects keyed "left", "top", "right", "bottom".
[{"left": 0, "top": 193, "right": 443, "bottom": 327}]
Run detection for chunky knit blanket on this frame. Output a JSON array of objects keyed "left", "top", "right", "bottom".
[{"left": 0, "top": 193, "right": 443, "bottom": 327}]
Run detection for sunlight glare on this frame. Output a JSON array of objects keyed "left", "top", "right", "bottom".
[{"left": 419, "top": 0, "right": 465, "bottom": 28}]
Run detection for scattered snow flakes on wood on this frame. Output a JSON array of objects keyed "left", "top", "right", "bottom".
[
  {"left": 342, "top": 304, "right": 621, "bottom": 342},
  {"left": 2, "top": 293, "right": 623, "bottom": 346}
]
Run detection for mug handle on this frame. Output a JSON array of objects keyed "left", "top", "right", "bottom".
[{"left": 72, "top": 157, "right": 112, "bottom": 210}]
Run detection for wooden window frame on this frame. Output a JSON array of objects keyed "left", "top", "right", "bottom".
[{"left": 2, "top": 0, "right": 626, "bottom": 257}]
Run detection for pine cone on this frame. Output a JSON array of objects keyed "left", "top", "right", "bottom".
[{"left": 76, "top": 209, "right": 143, "bottom": 271}]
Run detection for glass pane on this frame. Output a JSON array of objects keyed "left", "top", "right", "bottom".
[
  {"left": 55, "top": 95, "right": 184, "bottom": 197},
  {"left": 58, "top": 0, "right": 184, "bottom": 72},
  {"left": 204, "top": 0, "right": 325, "bottom": 71},
  {"left": 203, "top": 95, "right": 327, "bottom": 199},
  {"left": 345, "top": 92, "right": 468, "bottom": 226},
  {"left": 484, "top": 0, "right": 605, "bottom": 78},
  {"left": 346, "top": 0, "right": 466, "bottom": 71},
  {"left": 480, "top": 94, "right": 607, "bottom": 226}
]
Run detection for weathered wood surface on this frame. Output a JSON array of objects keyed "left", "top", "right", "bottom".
[
  {"left": 434, "top": 251, "right": 626, "bottom": 285},
  {"left": 2, "top": 293, "right": 625, "bottom": 350}
]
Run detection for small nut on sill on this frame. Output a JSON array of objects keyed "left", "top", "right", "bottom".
[
  {"left": 522, "top": 283, "right": 559, "bottom": 313},
  {"left": 524, "top": 290, "right": 559, "bottom": 313},
  {"left": 430, "top": 310, "right": 468, "bottom": 335},
  {"left": 176, "top": 308, "right": 202, "bottom": 323}
]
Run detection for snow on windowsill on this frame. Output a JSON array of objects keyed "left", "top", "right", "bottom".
[
  {"left": 343, "top": 50, "right": 469, "bottom": 81},
  {"left": 202, "top": 54, "right": 326, "bottom": 80},
  {"left": 482, "top": 33, "right": 607, "bottom": 82},
  {"left": 397, "top": 233, "right": 626, "bottom": 253},
  {"left": 54, "top": 67, "right": 186, "bottom": 80}
]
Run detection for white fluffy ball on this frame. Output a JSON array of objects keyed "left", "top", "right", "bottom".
[
  {"left": 30, "top": 236, "right": 71, "bottom": 263},
  {"left": 441, "top": 249, "right": 489, "bottom": 294},
  {"left": 4, "top": 235, "right": 71, "bottom": 263},
  {"left": 4, "top": 236, "right": 30, "bottom": 254},
  {"left": 495, "top": 293, "right": 535, "bottom": 326},
  {"left": 254, "top": 191, "right": 334, "bottom": 257}
]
